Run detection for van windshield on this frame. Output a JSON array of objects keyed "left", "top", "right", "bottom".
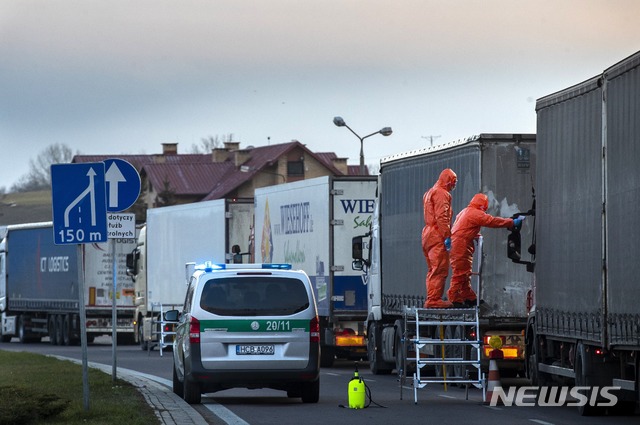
[{"left": 200, "top": 276, "right": 310, "bottom": 317}]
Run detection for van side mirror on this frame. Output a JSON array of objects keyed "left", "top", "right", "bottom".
[{"left": 164, "top": 310, "right": 180, "bottom": 322}]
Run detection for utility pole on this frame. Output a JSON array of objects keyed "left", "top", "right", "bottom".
[{"left": 422, "top": 135, "right": 441, "bottom": 146}]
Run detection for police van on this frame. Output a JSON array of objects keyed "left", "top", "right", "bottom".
[{"left": 167, "top": 262, "right": 320, "bottom": 404}]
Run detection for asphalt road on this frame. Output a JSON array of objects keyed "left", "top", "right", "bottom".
[{"left": 1, "top": 336, "right": 638, "bottom": 425}]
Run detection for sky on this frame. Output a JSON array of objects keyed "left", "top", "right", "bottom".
[{"left": 1, "top": 0, "right": 639, "bottom": 191}]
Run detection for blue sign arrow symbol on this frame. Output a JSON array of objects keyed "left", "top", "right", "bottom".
[
  {"left": 105, "top": 161, "right": 126, "bottom": 209},
  {"left": 64, "top": 167, "right": 98, "bottom": 227}
]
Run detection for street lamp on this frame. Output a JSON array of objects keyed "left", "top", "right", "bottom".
[{"left": 333, "top": 116, "right": 392, "bottom": 175}]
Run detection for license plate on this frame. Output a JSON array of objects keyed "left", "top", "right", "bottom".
[{"left": 236, "top": 344, "right": 275, "bottom": 355}]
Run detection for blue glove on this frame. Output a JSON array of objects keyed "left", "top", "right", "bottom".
[
  {"left": 513, "top": 216, "right": 524, "bottom": 229},
  {"left": 444, "top": 237, "right": 451, "bottom": 252}
]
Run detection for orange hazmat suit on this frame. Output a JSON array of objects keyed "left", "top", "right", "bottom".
[
  {"left": 422, "top": 168, "right": 457, "bottom": 308},
  {"left": 447, "top": 193, "right": 514, "bottom": 305}
]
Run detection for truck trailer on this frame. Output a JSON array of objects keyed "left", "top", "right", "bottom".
[
  {"left": 253, "top": 176, "right": 377, "bottom": 366},
  {"left": 354, "top": 133, "right": 536, "bottom": 376},
  {"left": 126, "top": 198, "right": 254, "bottom": 349},
  {"left": 520, "top": 51, "right": 640, "bottom": 414},
  {"left": 0, "top": 221, "right": 136, "bottom": 344}
]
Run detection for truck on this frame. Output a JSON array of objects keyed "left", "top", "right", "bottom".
[
  {"left": 253, "top": 176, "right": 377, "bottom": 367},
  {"left": 518, "top": 51, "right": 640, "bottom": 414},
  {"left": 0, "top": 221, "right": 136, "bottom": 345},
  {"left": 126, "top": 198, "right": 254, "bottom": 349},
  {"left": 353, "top": 133, "right": 536, "bottom": 376}
]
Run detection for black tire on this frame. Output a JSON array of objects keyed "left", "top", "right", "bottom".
[
  {"left": 301, "top": 379, "right": 320, "bottom": 403},
  {"left": 62, "top": 315, "right": 71, "bottom": 346},
  {"left": 18, "top": 315, "right": 29, "bottom": 344},
  {"left": 367, "top": 322, "right": 393, "bottom": 375},
  {"left": 48, "top": 316, "right": 58, "bottom": 345},
  {"left": 55, "top": 315, "right": 64, "bottom": 346},
  {"left": 172, "top": 363, "right": 184, "bottom": 398},
  {"left": 320, "top": 345, "right": 335, "bottom": 368},
  {"left": 394, "top": 320, "right": 406, "bottom": 378},
  {"left": 527, "top": 328, "right": 550, "bottom": 386},
  {"left": 575, "top": 342, "right": 602, "bottom": 416},
  {"left": 183, "top": 376, "right": 201, "bottom": 404},
  {"left": 139, "top": 323, "right": 148, "bottom": 351}
]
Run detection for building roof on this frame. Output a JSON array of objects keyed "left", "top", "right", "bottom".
[{"left": 73, "top": 140, "right": 356, "bottom": 201}]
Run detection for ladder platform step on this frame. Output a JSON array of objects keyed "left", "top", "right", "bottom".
[
  {"left": 415, "top": 339, "right": 481, "bottom": 345},
  {"left": 407, "top": 307, "right": 478, "bottom": 315},
  {"left": 415, "top": 379, "right": 484, "bottom": 385},
  {"left": 414, "top": 320, "right": 477, "bottom": 326},
  {"left": 418, "top": 359, "right": 479, "bottom": 365}
]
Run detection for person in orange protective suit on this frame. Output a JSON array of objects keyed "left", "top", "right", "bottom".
[
  {"left": 447, "top": 193, "right": 522, "bottom": 307},
  {"left": 422, "top": 168, "right": 457, "bottom": 308}
]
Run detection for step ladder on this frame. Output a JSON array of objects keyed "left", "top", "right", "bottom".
[{"left": 400, "top": 305, "right": 485, "bottom": 404}]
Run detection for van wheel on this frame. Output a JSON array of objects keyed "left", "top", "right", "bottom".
[
  {"left": 172, "top": 363, "right": 184, "bottom": 398},
  {"left": 183, "top": 377, "right": 201, "bottom": 404},
  {"left": 301, "top": 379, "right": 319, "bottom": 403}
]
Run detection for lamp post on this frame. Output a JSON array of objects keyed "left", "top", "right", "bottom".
[{"left": 333, "top": 116, "right": 392, "bottom": 175}]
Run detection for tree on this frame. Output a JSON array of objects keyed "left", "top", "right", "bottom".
[
  {"left": 154, "top": 178, "right": 176, "bottom": 207},
  {"left": 11, "top": 143, "right": 76, "bottom": 192},
  {"left": 190, "top": 134, "right": 234, "bottom": 153}
]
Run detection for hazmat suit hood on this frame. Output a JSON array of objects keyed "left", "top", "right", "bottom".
[
  {"left": 469, "top": 193, "right": 489, "bottom": 211},
  {"left": 437, "top": 168, "right": 457, "bottom": 191}
]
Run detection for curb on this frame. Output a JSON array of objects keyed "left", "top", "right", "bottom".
[{"left": 50, "top": 356, "right": 208, "bottom": 425}]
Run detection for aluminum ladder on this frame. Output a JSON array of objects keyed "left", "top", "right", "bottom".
[{"left": 401, "top": 305, "right": 485, "bottom": 403}]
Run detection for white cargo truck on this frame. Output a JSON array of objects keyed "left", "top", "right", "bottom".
[
  {"left": 126, "top": 198, "right": 254, "bottom": 349},
  {"left": 254, "top": 176, "right": 377, "bottom": 366}
]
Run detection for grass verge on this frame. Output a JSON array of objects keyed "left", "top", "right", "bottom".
[{"left": 0, "top": 351, "right": 160, "bottom": 425}]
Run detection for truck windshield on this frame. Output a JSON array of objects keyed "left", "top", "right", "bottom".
[{"left": 200, "top": 277, "right": 310, "bottom": 317}]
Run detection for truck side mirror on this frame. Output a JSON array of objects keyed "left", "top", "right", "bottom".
[
  {"left": 126, "top": 249, "right": 139, "bottom": 279},
  {"left": 352, "top": 236, "right": 364, "bottom": 261},
  {"left": 507, "top": 229, "right": 521, "bottom": 262}
]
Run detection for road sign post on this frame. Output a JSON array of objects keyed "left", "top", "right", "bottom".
[{"left": 103, "top": 159, "right": 140, "bottom": 382}]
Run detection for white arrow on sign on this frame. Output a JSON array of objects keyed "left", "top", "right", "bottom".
[
  {"left": 105, "top": 162, "right": 127, "bottom": 209},
  {"left": 64, "top": 167, "right": 98, "bottom": 227}
]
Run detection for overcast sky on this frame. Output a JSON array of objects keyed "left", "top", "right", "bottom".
[{"left": 1, "top": 0, "right": 639, "bottom": 191}]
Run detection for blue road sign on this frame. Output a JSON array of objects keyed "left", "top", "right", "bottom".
[
  {"left": 51, "top": 163, "right": 108, "bottom": 244},
  {"left": 103, "top": 159, "right": 141, "bottom": 212}
]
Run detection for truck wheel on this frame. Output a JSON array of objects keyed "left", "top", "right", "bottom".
[
  {"left": 62, "top": 315, "right": 71, "bottom": 346},
  {"left": 300, "top": 379, "right": 320, "bottom": 403},
  {"left": 320, "top": 345, "right": 335, "bottom": 367},
  {"left": 18, "top": 315, "right": 29, "bottom": 344},
  {"left": 394, "top": 320, "right": 406, "bottom": 378},
  {"left": 575, "top": 342, "right": 602, "bottom": 416},
  {"left": 139, "top": 323, "right": 148, "bottom": 351},
  {"left": 172, "top": 363, "right": 184, "bottom": 397},
  {"left": 48, "top": 316, "right": 58, "bottom": 345},
  {"left": 367, "top": 322, "right": 393, "bottom": 375},
  {"left": 55, "top": 315, "right": 64, "bottom": 346},
  {"left": 527, "top": 329, "right": 549, "bottom": 386},
  {"left": 183, "top": 376, "right": 201, "bottom": 404}
]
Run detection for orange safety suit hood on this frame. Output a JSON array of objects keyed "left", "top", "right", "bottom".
[
  {"left": 469, "top": 193, "right": 489, "bottom": 211},
  {"left": 437, "top": 168, "right": 457, "bottom": 191}
]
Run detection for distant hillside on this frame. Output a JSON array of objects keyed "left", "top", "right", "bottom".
[{"left": 0, "top": 190, "right": 52, "bottom": 226}]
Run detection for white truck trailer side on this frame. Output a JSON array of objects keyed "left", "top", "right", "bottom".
[{"left": 254, "top": 176, "right": 377, "bottom": 366}]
